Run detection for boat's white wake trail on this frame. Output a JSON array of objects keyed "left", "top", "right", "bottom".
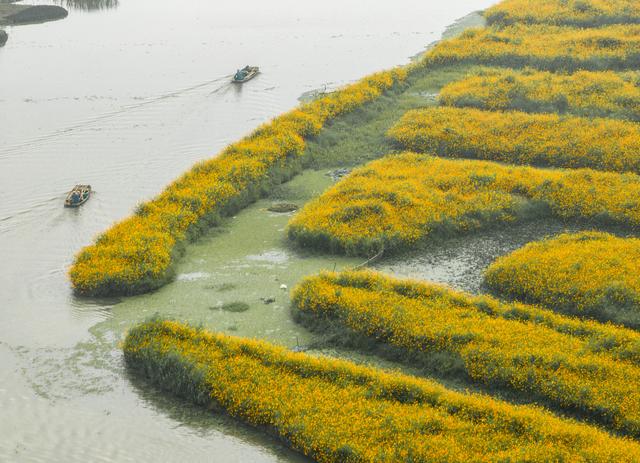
[{"left": 0, "top": 75, "right": 233, "bottom": 159}]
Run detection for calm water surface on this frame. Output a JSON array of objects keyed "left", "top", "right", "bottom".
[{"left": 0, "top": 1, "right": 498, "bottom": 461}]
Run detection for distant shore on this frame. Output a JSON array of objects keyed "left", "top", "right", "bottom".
[
  {"left": 0, "top": 3, "right": 67, "bottom": 25},
  {"left": 0, "top": 1, "right": 68, "bottom": 46}
]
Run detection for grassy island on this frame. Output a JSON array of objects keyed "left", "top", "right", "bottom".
[
  {"left": 438, "top": 68, "right": 640, "bottom": 120},
  {"left": 292, "top": 270, "right": 640, "bottom": 436},
  {"left": 485, "top": 0, "right": 640, "bottom": 27},
  {"left": 287, "top": 153, "right": 640, "bottom": 257},
  {"left": 124, "top": 319, "right": 640, "bottom": 462},
  {"left": 485, "top": 231, "right": 640, "bottom": 328},
  {"left": 425, "top": 24, "right": 640, "bottom": 71},
  {"left": 388, "top": 107, "right": 640, "bottom": 174}
]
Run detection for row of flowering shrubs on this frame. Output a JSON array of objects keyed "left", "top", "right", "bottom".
[
  {"left": 423, "top": 24, "right": 640, "bottom": 71},
  {"left": 68, "top": 68, "right": 407, "bottom": 296},
  {"left": 291, "top": 270, "right": 640, "bottom": 436},
  {"left": 287, "top": 153, "right": 640, "bottom": 256},
  {"left": 387, "top": 106, "right": 640, "bottom": 173},
  {"left": 485, "top": 231, "right": 640, "bottom": 329},
  {"left": 123, "top": 318, "right": 640, "bottom": 461},
  {"left": 485, "top": 0, "right": 640, "bottom": 27},
  {"left": 438, "top": 67, "right": 640, "bottom": 120}
]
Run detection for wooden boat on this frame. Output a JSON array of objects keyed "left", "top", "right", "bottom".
[
  {"left": 232, "top": 66, "right": 259, "bottom": 83},
  {"left": 65, "top": 184, "right": 91, "bottom": 207}
]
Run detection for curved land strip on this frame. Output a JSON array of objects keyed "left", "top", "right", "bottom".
[
  {"left": 69, "top": 68, "right": 408, "bottom": 296},
  {"left": 485, "top": 0, "right": 640, "bottom": 27},
  {"left": 287, "top": 153, "right": 640, "bottom": 257},
  {"left": 485, "top": 231, "right": 640, "bottom": 328},
  {"left": 425, "top": 24, "right": 640, "bottom": 71},
  {"left": 123, "top": 319, "right": 640, "bottom": 462},
  {"left": 0, "top": 29, "right": 6, "bottom": 46},
  {"left": 292, "top": 270, "right": 640, "bottom": 436},
  {"left": 438, "top": 68, "right": 640, "bottom": 120},
  {"left": 0, "top": 4, "right": 68, "bottom": 26},
  {"left": 387, "top": 107, "right": 640, "bottom": 174}
]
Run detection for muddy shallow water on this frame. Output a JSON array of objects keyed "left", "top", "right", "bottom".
[{"left": 0, "top": 1, "right": 509, "bottom": 461}]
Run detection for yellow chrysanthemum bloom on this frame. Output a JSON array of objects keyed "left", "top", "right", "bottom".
[
  {"left": 125, "top": 318, "right": 640, "bottom": 462},
  {"left": 486, "top": 231, "right": 640, "bottom": 328}
]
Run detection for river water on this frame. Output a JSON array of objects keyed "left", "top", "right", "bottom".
[{"left": 0, "top": 1, "right": 498, "bottom": 461}]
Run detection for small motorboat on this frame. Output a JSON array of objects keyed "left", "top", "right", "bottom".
[
  {"left": 65, "top": 184, "right": 91, "bottom": 207},
  {"left": 233, "top": 65, "right": 259, "bottom": 83}
]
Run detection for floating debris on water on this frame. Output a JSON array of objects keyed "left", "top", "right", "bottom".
[{"left": 267, "top": 203, "right": 298, "bottom": 213}]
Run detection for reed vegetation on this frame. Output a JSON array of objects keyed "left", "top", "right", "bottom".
[{"left": 124, "top": 318, "right": 640, "bottom": 461}]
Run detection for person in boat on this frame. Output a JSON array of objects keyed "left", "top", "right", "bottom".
[
  {"left": 70, "top": 190, "right": 81, "bottom": 204},
  {"left": 235, "top": 67, "right": 248, "bottom": 81}
]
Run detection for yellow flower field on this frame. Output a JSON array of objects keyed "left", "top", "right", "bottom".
[
  {"left": 424, "top": 24, "right": 640, "bottom": 71},
  {"left": 485, "top": 0, "right": 640, "bottom": 27},
  {"left": 68, "top": 68, "right": 407, "bottom": 296},
  {"left": 387, "top": 106, "right": 640, "bottom": 173},
  {"left": 287, "top": 153, "right": 640, "bottom": 256},
  {"left": 438, "top": 68, "right": 640, "bottom": 120},
  {"left": 123, "top": 319, "right": 640, "bottom": 462},
  {"left": 485, "top": 231, "right": 640, "bottom": 328},
  {"left": 292, "top": 270, "right": 640, "bottom": 436},
  {"left": 115, "top": 0, "right": 640, "bottom": 457}
]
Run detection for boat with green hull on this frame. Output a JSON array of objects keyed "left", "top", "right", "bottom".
[{"left": 233, "top": 65, "right": 259, "bottom": 83}]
